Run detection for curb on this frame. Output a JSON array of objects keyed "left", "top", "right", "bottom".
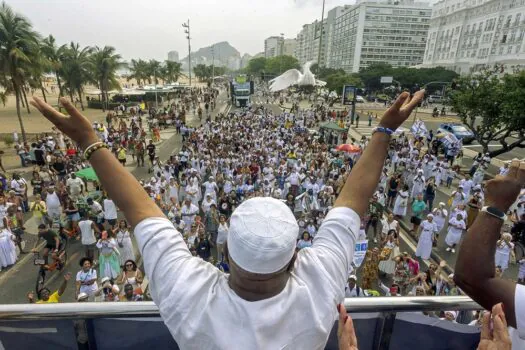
[{"left": 0, "top": 242, "right": 46, "bottom": 286}]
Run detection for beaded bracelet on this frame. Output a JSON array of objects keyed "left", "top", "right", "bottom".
[
  {"left": 372, "top": 126, "right": 394, "bottom": 136},
  {"left": 82, "top": 141, "right": 103, "bottom": 158},
  {"left": 84, "top": 142, "right": 109, "bottom": 160}
]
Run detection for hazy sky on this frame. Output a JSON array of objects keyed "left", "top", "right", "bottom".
[{"left": 11, "top": 0, "right": 360, "bottom": 61}]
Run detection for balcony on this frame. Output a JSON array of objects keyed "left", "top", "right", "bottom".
[{"left": 0, "top": 296, "right": 484, "bottom": 350}]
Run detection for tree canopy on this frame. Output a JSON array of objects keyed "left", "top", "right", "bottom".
[
  {"left": 357, "top": 63, "right": 459, "bottom": 92},
  {"left": 448, "top": 68, "right": 525, "bottom": 157},
  {"left": 245, "top": 55, "right": 300, "bottom": 78}
]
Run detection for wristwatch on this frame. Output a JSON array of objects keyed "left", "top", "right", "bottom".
[{"left": 480, "top": 206, "right": 507, "bottom": 221}]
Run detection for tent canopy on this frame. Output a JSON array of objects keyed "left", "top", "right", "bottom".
[{"left": 319, "top": 121, "right": 346, "bottom": 132}]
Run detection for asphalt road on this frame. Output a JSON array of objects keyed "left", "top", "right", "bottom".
[{"left": 0, "top": 89, "right": 230, "bottom": 304}]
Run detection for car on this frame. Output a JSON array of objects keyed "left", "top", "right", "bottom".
[
  {"left": 355, "top": 95, "right": 366, "bottom": 103},
  {"left": 437, "top": 123, "right": 475, "bottom": 144}
]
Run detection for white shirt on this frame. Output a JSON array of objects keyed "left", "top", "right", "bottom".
[
  {"left": 79, "top": 220, "right": 96, "bottom": 245},
  {"left": 513, "top": 284, "right": 525, "bottom": 349},
  {"left": 133, "top": 207, "right": 359, "bottom": 349},
  {"left": 103, "top": 199, "right": 118, "bottom": 220},
  {"left": 45, "top": 192, "right": 61, "bottom": 209},
  {"left": 76, "top": 268, "right": 98, "bottom": 295},
  {"left": 67, "top": 177, "right": 84, "bottom": 193}
]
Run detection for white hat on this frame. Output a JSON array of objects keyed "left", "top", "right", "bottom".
[
  {"left": 228, "top": 197, "right": 299, "bottom": 274},
  {"left": 348, "top": 274, "right": 357, "bottom": 281},
  {"left": 77, "top": 292, "right": 89, "bottom": 301}
]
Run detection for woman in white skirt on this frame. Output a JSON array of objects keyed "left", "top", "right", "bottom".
[
  {"left": 393, "top": 185, "right": 409, "bottom": 218},
  {"left": 432, "top": 202, "right": 448, "bottom": 237},
  {"left": 379, "top": 230, "right": 399, "bottom": 276},
  {"left": 0, "top": 217, "right": 17, "bottom": 270},
  {"left": 494, "top": 232, "right": 514, "bottom": 272},
  {"left": 416, "top": 214, "right": 438, "bottom": 261},
  {"left": 445, "top": 213, "right": 466, "bottom": 253},
  {"left": 115, "top": 220, "right": 135, "bottom": 267}
]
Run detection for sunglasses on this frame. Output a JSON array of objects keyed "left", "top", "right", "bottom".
[{"left": 125, "top": 264, "right": 133, "bottom": 267}]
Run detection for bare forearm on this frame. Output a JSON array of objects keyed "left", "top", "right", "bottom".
[
  {"left": 88, "top": 148, "right": 164, "bottom": 227},
  {"left": 335, "top": 132, "right": 390, "bottom": 216},
  {"left": 454, "top": 212, "right": 517, "bottom": 327}
]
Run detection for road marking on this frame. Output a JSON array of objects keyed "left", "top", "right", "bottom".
[
  {"left": 0, "top": 242, "right": 45, "bottom": 286},
  {"left": 463, "top": 144, "right": 503, "bottom": 148},
  {"left": 0, "top": 326, "right": 58, "bottom": 333}
]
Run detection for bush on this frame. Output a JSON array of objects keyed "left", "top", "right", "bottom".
[{"left": 3, "top": 134, "right": 14, "bottom": 147}]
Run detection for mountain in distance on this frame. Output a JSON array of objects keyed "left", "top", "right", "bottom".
[{"left": 181, "top": 41, "right": 242, "bottom": 70}]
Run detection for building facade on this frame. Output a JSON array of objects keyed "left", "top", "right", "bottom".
[
  {"left": 167, "top": 50, "right": 179, "bottom": 62},
  {"left": 295, "top": 22, "right": 319, "bottom": 65},
  {"left": 282, "top": 39, "right": 297, "bottom": 57},
  {"left": 329, "top": 0, "right": 431, "bottom": 73},
  {"left": 422, "top": 0, "right": 525, "bottom": 74},
  {"left": 264, "top": 36, "right": 284, "bottom": 58}
]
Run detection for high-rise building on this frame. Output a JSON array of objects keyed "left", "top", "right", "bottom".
[
  {"left": 282, "top": 39, "right": 297, "bottom": 57},
  {"left": 330, "top": 0, "right": 431, "bottom": 73},
  {"left": 422, "top": 0, "right": 525, "bottom": 74},
  {"left": 167, "top": 50, "right": 179, "bottom": 62},
  {"left": 294, "top": 6, "right": 348, "bottom": 67},
  {"left": 264, "top": 36, "right": 284, "bottom": 58}
]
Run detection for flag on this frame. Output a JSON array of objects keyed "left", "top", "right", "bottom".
[
  {"left": 353, "top": 239, "right": 368, "bottom": 267},
  {"left": 410, "top": 119, "right": 428, "bottom": 137}
]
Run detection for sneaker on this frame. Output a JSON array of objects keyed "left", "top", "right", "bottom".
[
  {"left": 445, "top": 247, "right": 451, "bottom": 252},
  {"left": 451, "top": 248, "right": 456, "bottom": 253}
]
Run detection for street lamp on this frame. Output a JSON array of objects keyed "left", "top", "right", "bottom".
[{"left": 182, "top": 20, "right": 192, "bottom": 87}]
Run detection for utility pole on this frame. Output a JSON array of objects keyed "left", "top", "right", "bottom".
[
  {"left": 154, "top": 68, "right": 158, "bottom": 108},
  {"left": 280, "top": 33, "right": 284, "bottom": 74},
  {"left": 212, "top": 44, "right": 215, "bottom": 85},
  {"left": 182, "top": 19, "right": 192, "bottom": 87},
  {"left": 316, "top": 0, "right": 326, "bottom": 70}
]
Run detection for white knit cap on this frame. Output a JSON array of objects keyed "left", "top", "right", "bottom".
[{"left": 228, "top": 197, "right": 299, "bottom": 274}]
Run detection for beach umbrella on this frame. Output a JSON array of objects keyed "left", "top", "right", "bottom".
[
  {"left": 336, "top": 144, "right": 361, "bottom": 153},
  {"left": 75, "top": 167, "right": 98, "bottom": 181}
]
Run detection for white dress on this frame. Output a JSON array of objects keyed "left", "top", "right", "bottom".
[
  {"left": 393, "top": 190, "right": 409, "bottom": 216},
  {"left": 0, "top": 229, "right": 17, "bottom": 269},
  {"left": 495, "top": 242, "right": 514, "bottom": 271},
  {"left": 116, "top": 230, "right": 136, "bottom": 265},
  {"left": 416, "top": 220, "right": 437, "bottom": 260},
  {"left": 445, "top": 218, "right": 466, "bottom": 246},
  {"left": 432, "top": 208, "right": 448, "bottom": 234}
]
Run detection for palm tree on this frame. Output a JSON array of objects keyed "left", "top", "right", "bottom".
[
  {"left": 41, "top": 35, "right": 66, "bottom": 103},
  {"left": 60, "top": 42, "right": 92, "bottom": 110},
  {"left": 127, "top": 58, "right": 148, "bottom": 86},
  {"left": 26, "top": 43, "right": 52, "bottom": 103},
  {"left": 0, "top": 2, "right": 40, "bottom": 143},
  {"left": 145, "top": 59, "right": 162, "bottom": 85},
  {"left": 162, "top": 60, "right": 181, "bottom": 84},
  {"left": 89, "top": 46, "right": 123, "bottom": 111}
]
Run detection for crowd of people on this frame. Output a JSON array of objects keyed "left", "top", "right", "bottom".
[{"left": 0, "top": 83, "right": 523, "bottom": 349}]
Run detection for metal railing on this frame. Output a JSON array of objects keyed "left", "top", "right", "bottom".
[{"left": 0, "top": 296, "right": 481, "bottom": 320}]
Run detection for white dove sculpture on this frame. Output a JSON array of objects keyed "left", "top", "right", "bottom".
[{"left": 269, "top": 61, "right": 326, "bottom": 92}]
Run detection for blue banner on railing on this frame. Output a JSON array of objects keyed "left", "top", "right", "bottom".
[
  {"left": 0, "top": 320, "right": 77, "bottom": 349},
  {"left": 389, "top": 313, "right": 480, "bottom": 350},
  {"left": 91, "top": 317, "right": 179, "bottom": 350}
]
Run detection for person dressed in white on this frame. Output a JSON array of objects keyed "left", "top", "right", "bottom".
[
  {"left": 202, "top": 176, "right": 219, "bottom": 203},
  {"left": 180, "top": 198, "right": 199, "bottom": 233},
  {"left": 393, "top": 185, "right": 409, "bottom": 217},
  {"left": 459, "top": 176, "right": 474, "bottom": 198},
  {"left": 216, "top": 215, "right": 228, "bottom": 261},
  {"left": 0, "top": 217, "right": 17, "bottom": 269},
  {"left": 416, "top": 214, "right": 438, "bottom": 261},
  {"left": 78, "top": 215, "right": 99, "bottom": 260},
  {"left": 45, "top": 187, "right": 62, "bottom": 222},
  {"left": 103, "top": 198, "right": 118, "bottom": 227},
  {"left": 115, "top": 220, "right": 135, "bottom": 266},
  {"left": 445, "top": 213, "right": 466, "bottom": 253},
  {"left": 411, "top": 170, "right": 425, "bottom": 199},
  {"left": 31, "top": 86, "right": 423, "bottom": 349},
  {"left": 75, "top": 257, "right": 98, "bottom": 301},
  {"left": 495, "top": 232, "right": 514, "bottom": 272},
  {"left": 432, "top": 202, "right": 448, "bottom": 237},
  {"left": 450, "top": 186, "right": 467, "bottom": 210},
  {"left": 344, "top": 275, "right": 365, "bottom": 297}
]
